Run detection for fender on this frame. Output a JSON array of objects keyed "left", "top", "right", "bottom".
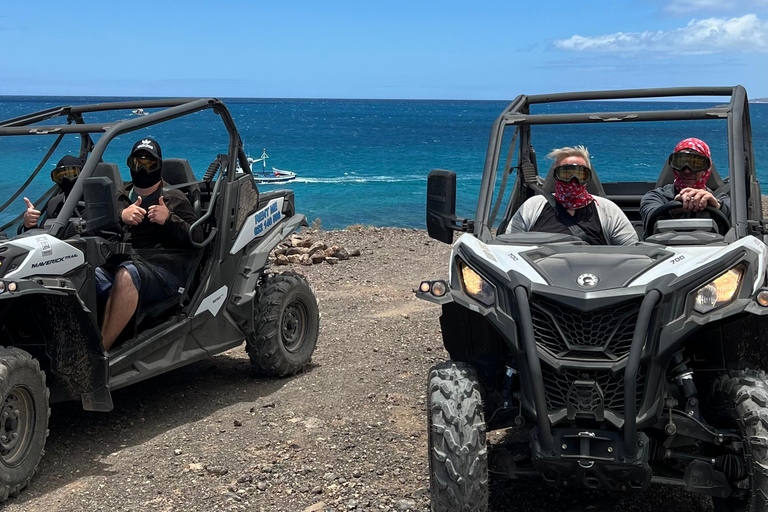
[{"left": 229, "top": 213, "right": 308, "bottom": 310}]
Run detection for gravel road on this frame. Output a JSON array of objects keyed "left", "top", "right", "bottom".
[{"left": 5, "top": 228, "right": 714, "bottom": 511}]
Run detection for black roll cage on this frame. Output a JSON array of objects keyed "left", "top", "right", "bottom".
[
  {"left": 475, "top": 86, "right": 757, "bottom": 240},
  {"left": 0, "top": 98, "right": 254, "bottom": 239}
]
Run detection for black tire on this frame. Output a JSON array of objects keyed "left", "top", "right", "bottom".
[
  {"left": 712, "top": 369, "right": 768, "bottom": 512},
  {"left": 0, "top": 347, "right": 49, "bottom": 502},
  {"left": 246, "top": 272, "right": 319, "bottom": 377},
  {"left": 428, "top": 361, "right": 488, "bottom": 512}
]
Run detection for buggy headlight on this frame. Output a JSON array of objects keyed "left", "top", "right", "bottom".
[
  {"left": 694, "top": 266, "right": 744, "bottom": 314},
  {"left": 458, "top": 261, "right": 495, "bottom": 306}
]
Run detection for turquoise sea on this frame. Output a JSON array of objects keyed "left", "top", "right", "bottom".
[{"left": 0, "top": 96, "right": 765, "bottom": 230}]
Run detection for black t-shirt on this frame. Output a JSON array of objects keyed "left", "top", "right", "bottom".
[{"left": 531, "top": 202, "right": 607, "bottom": 245}]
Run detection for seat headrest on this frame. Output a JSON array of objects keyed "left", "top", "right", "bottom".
[
  {"left": 541, "top": 162, "right": 606, "bottom": 196},
  {"left": 162, "top": 158, "right": 197, "bottom": 188},
  {"left": 92, "top": 162, "right": 123, "bottom": 190},
  {"left": 655, "top": 159, "right": 724, "bottom": 190}
]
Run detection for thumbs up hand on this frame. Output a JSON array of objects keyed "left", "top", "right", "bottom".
[
  {"left": 23, "top": 197, "right": 41, "bottom": 228},
  {"left": 148, "top": 195, "right": 170, "bottom": 225},
  {"left": 121, "top": 196, "right": 147, "bottom": 225}
]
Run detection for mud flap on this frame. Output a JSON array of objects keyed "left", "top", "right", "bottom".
[{"left": 37, "top": 294, "right": 113, "bottom": 411}]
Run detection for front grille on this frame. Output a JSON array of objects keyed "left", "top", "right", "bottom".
[
  {"left": 541, "top": 365, "right": 646, "bottom": 419},
  {"left": 530, "top": 297, "right": 641, "bottom": 360}
]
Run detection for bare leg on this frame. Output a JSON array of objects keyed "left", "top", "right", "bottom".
[{"left": 101, "top": 268, "right": 139, "bottom": 351}]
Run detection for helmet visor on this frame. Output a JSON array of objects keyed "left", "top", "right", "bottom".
[
  {"left": 127, "top": 156, "right": 161, "bottom": 172},
  {"left": 553, "top": 164, "right": 592, "bottom": 184},
  {"left": 51, "top": 165, "right": 81, "bottom": 184}
]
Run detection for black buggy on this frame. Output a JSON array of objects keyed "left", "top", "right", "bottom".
[
  {"left": 0, "top": 99, "right": 319, "bottom": 501},
  {"left": 418, "top": 86, "right": 768, "bottom": 510}
]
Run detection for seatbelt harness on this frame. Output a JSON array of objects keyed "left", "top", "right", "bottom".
[{"left": 528, "top": 184, "right": 590, "bottom": 243}]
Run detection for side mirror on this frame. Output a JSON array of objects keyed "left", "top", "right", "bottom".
[
  {"left": 427, "top": 169, "right": 469, "bottom": 244},
  {"left": 83, "top": 177, "right": 119, "bottom": 232}
]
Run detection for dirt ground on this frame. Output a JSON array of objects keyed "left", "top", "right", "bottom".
[{"left": 5, "top": 228, "right": 714, "bottom": 512}]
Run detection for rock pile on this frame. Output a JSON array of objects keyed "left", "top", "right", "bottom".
[{"left": 271, "top": 234, "right": 361, "bottom": 266}]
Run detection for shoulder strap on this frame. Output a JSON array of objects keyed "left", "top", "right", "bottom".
[{"left": 528, "top": 184, "right": 590, "bottom": 243}]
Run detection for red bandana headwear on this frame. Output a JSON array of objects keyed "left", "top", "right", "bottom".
[
  {"left": 672, "top": 138, "right": 711, "bottom": 193},
  {"left": 555, "top": 180, "right": 593, "bottom": 209}
]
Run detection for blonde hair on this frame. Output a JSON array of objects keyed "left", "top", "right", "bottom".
[{"left": 546, "top": 146, "right": 592, "bottom": 169}]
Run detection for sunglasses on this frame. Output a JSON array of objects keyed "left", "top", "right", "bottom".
[
  {"left": 50, "top": 165, "right": 81, "bottom": 184},
  {"left": 553, "top": 164, "right": 592, "bottom": 184},
  {"left": 669, "top": 151, "right": 710, "bottom": 174},
  {"left": 127, "top": 156, "right": 160, "bottom": 173}
]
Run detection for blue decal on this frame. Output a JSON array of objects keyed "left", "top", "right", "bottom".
[{"left": 253, "top": 204, "right": 283, "bottom": 236}]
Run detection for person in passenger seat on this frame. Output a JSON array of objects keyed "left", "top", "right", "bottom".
[
  {"left": 97, "top": 138, "right": 204, "bottom": 351},
  {"left": 20, "top": 155, "right": 84, "bottom": 232},
  {"left": 640, "top": 138, "right": 730, "bottom": 231},
  {"left": 505, "top": 146, "right": 637, "bottom": 245}
]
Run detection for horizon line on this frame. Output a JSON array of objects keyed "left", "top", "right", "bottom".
[{"left": 1, "top": 93, "right": 764, "bottom": 103}]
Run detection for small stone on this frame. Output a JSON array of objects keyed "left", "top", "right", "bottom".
[
  {"left": 189, "top": 463, "right": 204, "bottom": 471},
  {"left": 173, "top": 449, "right": 183, "bottom": 456},
  {"left": 303, "top": 502, "right": 327, "bottom": 512},
  {"left": 311, "top": 253, "right": 326, "bottom": 264},
  {"left": 237, "top": 474, "right": 253, "bottom": 484},
  {"left": 335, "top": 248, "right": 350, "bottom": 261},
  {"left": 257, "top": 481, "right": 268, "bottom": 491},
  {"left": 223, "top": 492, "right": 242, "bottom": 502},
  {"left": 394, "top": 499, "right": 416, "bottom": 511},
  {"left": 287, "top": 254, "right": 302, "bottom": 264},
  {"left": 347, "top": 500, "right": 358, "bottom": 509},
  {"left": 206, "top": 466, "right": 229, "bottom": 476},
  {"left": 311, "top": 486, "right": 323, "bottom": 494},
  {"left": 275, "top": 254, "right": 289, "bottom": 265},
  {"left": 323, "top": 472, "right": 337, "bottom": 481},
  {"left": 349, "top": 248, "right": 361, "bottom": 257},
  {"left": 352, "top": 469, "right": 362, "bottom": 478},
  {"left": 263, "top": 402, "right": 275, "bottom": 408},
  {"left": 307, "top": 241, "right": 327, "bottom": 256},
  {"left": 233, "top": 420, "right": 243, "bottom": 427},
  {"left": 326, "top": 257, "right": 339, "bottom": 265}
]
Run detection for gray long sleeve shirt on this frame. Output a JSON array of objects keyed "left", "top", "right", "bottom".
[
  {"left": 639, "top": 184, "right": 730, "bottom": 231},
  {"left": 505, "top": 195, "right": 638, "bottom": 246}
]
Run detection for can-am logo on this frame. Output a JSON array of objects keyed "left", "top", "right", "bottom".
[
  {"left": 577, "top": 273, "right": 599, "bottom": 287},
  {"left": 30, "top": 253, "right": 78, "bottom": 269}
]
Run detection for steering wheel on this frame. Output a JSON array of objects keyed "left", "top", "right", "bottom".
[{"left": 644, "top": 200, "right": 730, "bottom": 238}]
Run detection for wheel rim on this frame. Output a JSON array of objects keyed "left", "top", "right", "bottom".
[
  {"left": 281, "top": 299, "right": 308, "bottom": 353},
  {"left": 0, "top": 386, "right": 35, "bottom": 467}
]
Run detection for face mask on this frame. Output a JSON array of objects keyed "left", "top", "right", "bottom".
[
  {"left": 555, "top": 180, "right": 593, "bottom": 209},
  {"left": 59, "top": 176, "right": 77, "bottom": 196},
  {"left": 130, "top": 167, "right": 162, "bottom": 188},
  {"left": 673, "top": 168, "right": 711, "bottom": 193}
]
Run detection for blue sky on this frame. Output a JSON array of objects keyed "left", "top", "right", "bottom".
[{"left": 1, "top": 0, "right": 766, "bottom": 99}]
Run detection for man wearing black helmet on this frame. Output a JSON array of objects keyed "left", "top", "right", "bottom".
[
  {"left": 20, "top": 155, "right": 84, "bottom": 232},
  {"left": 97, "top": 138, "right": 203, "bottom": 351}
]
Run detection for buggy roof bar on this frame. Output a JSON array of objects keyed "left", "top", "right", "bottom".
[
  {"left": 474, "top": 85, "right": 754, "bottom": 239},
  {"left": 500, "top": 86, "right": 743, "bottom": 126},
  {"left": 0, "top": 98, "right": 216, "bottom": 133}
]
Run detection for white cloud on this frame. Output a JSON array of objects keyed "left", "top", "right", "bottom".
[
  {"left": 554, "top": 14, "right": 768, "bottom": 53},
  {"left": 664, "top": 0, "right": 768, "bottom": 15}
]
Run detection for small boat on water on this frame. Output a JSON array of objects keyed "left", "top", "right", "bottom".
[
  {"left": 246, "top": 149, "right": 297, "bottom": 184},
  {"left": 131, "top": 108, "right": 148, "bottom": 116}
]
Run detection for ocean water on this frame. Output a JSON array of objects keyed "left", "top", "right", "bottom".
[{"left": 0, "top": 96, "right": 765, "bottom": 230}]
